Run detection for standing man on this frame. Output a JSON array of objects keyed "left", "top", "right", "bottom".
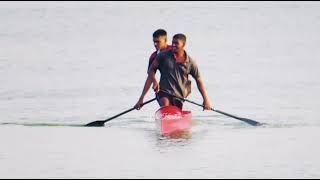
[
  {"left": 148, "top": 29, "right": 192, "bottom": 97},
  {"left": 148, "top": 29, "right": 172, "bottom": 93},
  {"left": 135, "top": 33, "right": 212, "bottom": 110}
]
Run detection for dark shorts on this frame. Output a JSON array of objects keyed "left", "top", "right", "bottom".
[{"left": 156, "top": 91, "right": 184, "bottom": 110}]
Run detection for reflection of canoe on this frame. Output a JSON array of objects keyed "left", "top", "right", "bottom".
[{"left": 155, "top": 106, "right": 192, "bottom": 137}]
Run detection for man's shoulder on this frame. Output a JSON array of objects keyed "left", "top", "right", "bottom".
[
  {"left": 149, "top": 51, "right": 158, "bottom": 61},
  {"left": 158, "top": 50, "right": 174, "bottom": 61},
  {"left": 158, "top": 49, "right": 172, "bottom": 56},
  {"left": 185, "top": 52, "right": 196, "bottom": 64}
]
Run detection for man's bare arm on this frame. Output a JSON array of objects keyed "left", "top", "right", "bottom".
[
  {"left": 195, "top": 77, "right": 212, "bottom": 110},
  {"left": 134, "top": 60, "right": 159, "bottom": 109}
]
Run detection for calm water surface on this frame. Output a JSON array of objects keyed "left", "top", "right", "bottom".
[{"left": 0, "top": 1, "right": 320, "bottom": 178}]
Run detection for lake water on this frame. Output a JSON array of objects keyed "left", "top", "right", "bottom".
[{"left": 0, "top": 1, "right": 320, "bottom": 178}]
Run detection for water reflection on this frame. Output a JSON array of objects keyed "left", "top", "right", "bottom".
[{"left": 154, "top": 134, "right": 193, "bottom": 154}]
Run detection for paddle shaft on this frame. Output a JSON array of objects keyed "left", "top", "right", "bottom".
[
  {"left": 102, "top": 98, "right": 157, "bottom": 123},
  {"left": 183, "top": 98, "right": 245, "bottom": 121},
  {"left": 159, "top": 90, "right": 261, "bottom": 126}
]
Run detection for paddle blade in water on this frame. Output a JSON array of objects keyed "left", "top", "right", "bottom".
[
  {"left": 84, "top": 98, "right": 157, "bottom": 127},
  {"left": 85, "top": 121, "right": 106, "bottom": 127},
  {"left": 213, "top": 109, "right": 263, "bottom": 126},
  {"left": 240, "top": 118, "right": 263, "bottom": 126}
]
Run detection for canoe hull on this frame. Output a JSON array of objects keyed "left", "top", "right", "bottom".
[{"left": 155, "top": 106, "right": 192, "bottom": 137}]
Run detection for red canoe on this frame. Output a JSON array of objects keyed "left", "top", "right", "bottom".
[{"left": 155, "top": 106, "right": 192, "bottom": 137}]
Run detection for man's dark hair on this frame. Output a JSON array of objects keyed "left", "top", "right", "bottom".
[
  {"left": 173, "top": 33, "right": 187, "bottom": 43},
  {"left": 153, "top": 29, "right": 167, "bottom": 38}
]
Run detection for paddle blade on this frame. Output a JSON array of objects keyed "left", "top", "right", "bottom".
[
  {"left": 240, "top": 118, "right": 263, "bottom": 126},
  {"left": 85, "top": 120, "right": 105, "bottom": 127},
  {"left": 213, "top": 109, "right": 264, "bottom": 126}
]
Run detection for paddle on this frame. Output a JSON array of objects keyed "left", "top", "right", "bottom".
[
  {"left": 160, "top": 90, "right": 263, "bottom": 126},
  {"left": 85, "top": 98, "right": 157, "bottom": 127}
]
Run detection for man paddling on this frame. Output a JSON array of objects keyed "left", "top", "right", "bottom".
[
  {"left": 149, "top": 29, "right": 192, "bottom": 97},
  {"left": 148, "top": 29, "right": 172, "bottom": 93},
  {"left": 86, "top": 34, "right": 262, "bottom": 127},
  {"left": 135, "top": 33, "right": 212, "bottom": 110}
]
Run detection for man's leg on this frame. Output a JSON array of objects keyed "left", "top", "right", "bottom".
[
  {"left": 172, "top": 98, "right": 184, "bottom": 110},
  {"left": 156, "top": 91, "right": 172, "bottom": 107},
  {"left": 156, "top": 91, "right": 183, "bottom": 109},
  {"left": 159, "top": 97, "right": 171, "bottom": 107}
]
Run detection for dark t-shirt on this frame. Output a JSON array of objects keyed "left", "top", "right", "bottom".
[
  {"left": 148, "top": 45, "right": 172, "bottom": 72},
  {"left": 150, "top": 50, "right": 200, "bottom": 99}
]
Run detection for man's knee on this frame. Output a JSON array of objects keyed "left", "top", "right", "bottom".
[
  {"left": 173, "top": 99, "right": 184, "bottom": 110},
  {"left": 160, "top": 97, "right": 171, "bottom": 107}
]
